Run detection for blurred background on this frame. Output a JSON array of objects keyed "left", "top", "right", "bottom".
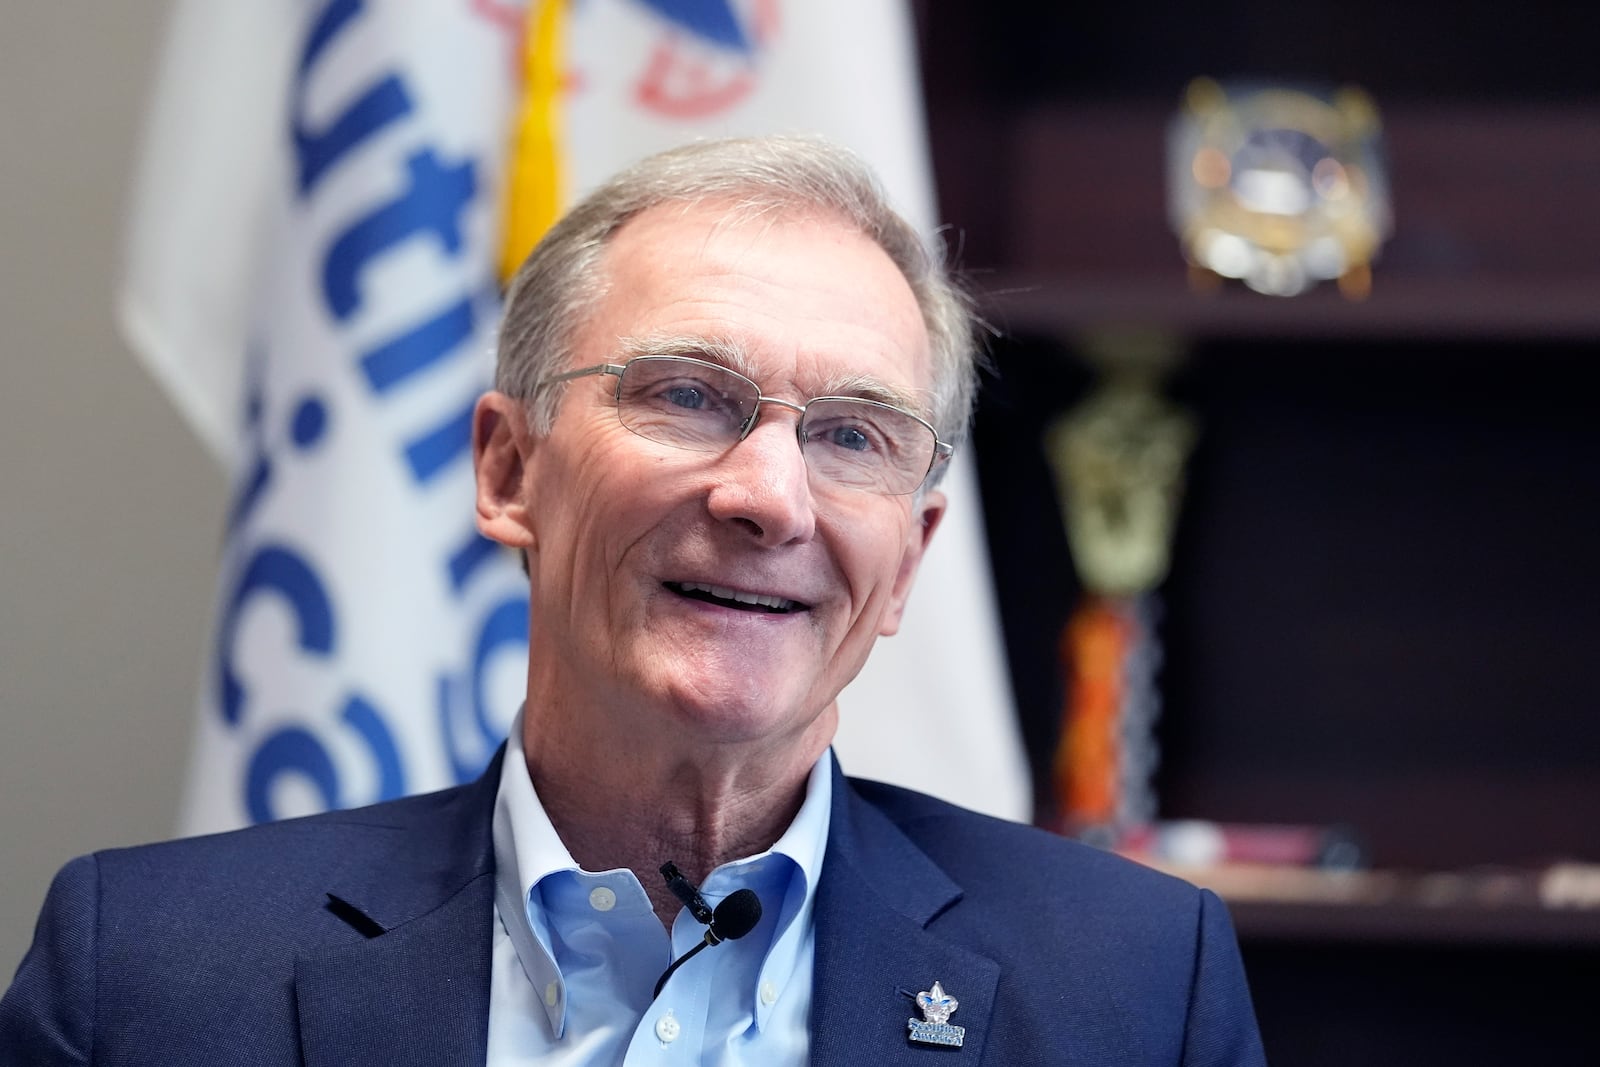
[
  {"left": 919, "top": 2, "right": 1600, "bottom": 1062},
  {"left": 3, "top": 2, "right": 1597, "bottom": 1062},
  {"left": 1, "top": 0, "right": 221, "bottom": 984}
]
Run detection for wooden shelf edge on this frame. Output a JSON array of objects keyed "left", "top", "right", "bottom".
[
  {"left": 1230, "top": 898, "right": 1600, "bottom": 948},
  {"left": 976, "top": 273, "right": 1600, "bottom": 342},
  {"left": 1131, "top": 860, "right": 1600, "bottom": 947}
]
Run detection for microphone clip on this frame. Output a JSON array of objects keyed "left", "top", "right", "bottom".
[
  {"left": 652, "top": 863, "right": 764, "bottom": 999},
  {"left": 659, "top": 861, "right": 715, "bottom": 925}
]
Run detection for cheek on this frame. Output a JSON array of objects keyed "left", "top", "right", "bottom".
[
  {"left": 829, "top": 509, "right": 916, "bottom": 610},
  {"left": 540, "top": 439, "right": 687, "bottom": 579}
]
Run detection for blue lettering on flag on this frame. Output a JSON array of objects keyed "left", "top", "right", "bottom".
[
  {"left": 402, "top": 393, "right": 477, "bottom": 483},
  {"left": 338, "top": 693, "right": 407, "bottom": 802},
  {"left": 247, "top": 724, "right": 339, "bottom": 823},
  {"left": 290, "top": 395, "right": 330, "bottom": 448},
  {"left": 217, "top": 545, "right": 335, "bottom": 725},
  {"left": 225, "top": 353, "right": 273, "bottom": 535},
  {"left": 244, "top": 693, "right": 404, "bottom": 823},
  {"left": 447, "top": 526, "right": 505, "bottom": 594},
  {"left": 292, "top": 0, "right": 414, "bottom": 194},
  {"left": 359, "top": 297, "right": 476, "bottom": 393},
  {"left": 470, "top": 598, "right": 529, "bottom": 745},
  {"left": 322, "top": 149, "right": 477, "bottom": 320},
  {"left": 438, "top": 594, "right": 528, "bottom": 784}
]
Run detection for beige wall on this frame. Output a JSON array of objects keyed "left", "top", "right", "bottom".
[{"left": 0, "top": 5, "right": 222, "bottom": 975}]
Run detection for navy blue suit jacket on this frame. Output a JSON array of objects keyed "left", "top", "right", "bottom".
[{"left": 2, "top": 751, "right": 1266, "bottom": 1064}]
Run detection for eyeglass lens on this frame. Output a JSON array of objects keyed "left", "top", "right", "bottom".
[{"left": 613, "top": 356, "right": 934, "bottom": 494}]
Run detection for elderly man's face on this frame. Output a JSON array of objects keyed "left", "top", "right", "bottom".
[{"left": 480, "top": 202, "right": 944, "bottom": 750}]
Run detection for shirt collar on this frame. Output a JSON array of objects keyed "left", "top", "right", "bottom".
[
  {"left": 491, "top": 707, "right": 833, "bottom": 1036},
  {"left": 711, "top": 743, "right": 832, "bottom": 1031},
  {"left": 491, "top": 709, "right": 578, "bottom": 1034}
]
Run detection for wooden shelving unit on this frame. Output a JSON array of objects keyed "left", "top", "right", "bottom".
[
  {"left": 963, "top": 103, "right": 1600, "bottom": 341},
  {"left": 915, "top": 4, "right": 1600, "bottom": 1061}
]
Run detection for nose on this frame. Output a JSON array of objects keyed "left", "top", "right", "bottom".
[{"left": 705, "top": 411, "right": 816, "bottom": 546}]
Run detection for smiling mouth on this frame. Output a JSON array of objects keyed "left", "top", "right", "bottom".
[{"left": 665, "top": 581, "right": 807, "bottom": 615}]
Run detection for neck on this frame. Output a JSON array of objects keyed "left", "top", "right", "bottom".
[{"left": 519, "top": 697, "right": 835, "bottom": 928}]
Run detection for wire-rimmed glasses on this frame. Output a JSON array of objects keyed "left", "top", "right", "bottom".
[{"left": 535, "top": 354, "right": 951, "bottom": 496}]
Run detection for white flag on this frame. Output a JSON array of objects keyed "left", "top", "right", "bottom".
[
  {"left": 125, "top": 0, "right": 532, "bottom": 833},
  {"left": 123, "top": 0, "right": 1029, "bottom": 832}
]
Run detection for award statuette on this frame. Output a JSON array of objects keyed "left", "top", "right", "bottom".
[
  {"left": 1167, "top": 77, "right": 1392, "bottom": 298},
  {"left": 1046, "top": 335, "right": 1196, "bottom": 845}
]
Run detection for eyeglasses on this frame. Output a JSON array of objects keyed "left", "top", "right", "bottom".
[{"left": 535, "top": 354, "right": 952, "bottom": 496}]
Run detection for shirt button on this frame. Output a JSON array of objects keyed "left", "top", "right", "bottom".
[
  {"left": 544, "top": 981, "right": 560, "bottom": 1007},
  {"left": 588, "top": 886, "right": 617, "bottom": 912},
  {"left": 760, "top": 981, "right": 778, "bottom": 1006},
  {"left": 654, "top": 1013, "right": 681, "bottom": 1043}
]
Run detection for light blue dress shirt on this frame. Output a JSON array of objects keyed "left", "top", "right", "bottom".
[{"left": 486, "top": 714, "right": 832, "bottom": 1066}]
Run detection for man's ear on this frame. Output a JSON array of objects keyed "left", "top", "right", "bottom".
[
  {"left": 878, "top": 489, "right": 947, "bottom": 637},
  {"left": 473, "top": 391, "right": 537, "bottom": 550}
]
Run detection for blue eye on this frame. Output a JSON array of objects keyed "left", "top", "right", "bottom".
[
  {"left": 825, "top": 425, "right": 873, "bottom": 452},
  {"left": 807, "top": 409, "right": 896, "bottom": 459},
  {"left": 664, "top": 384, "right": 708, "bottom": 410}
]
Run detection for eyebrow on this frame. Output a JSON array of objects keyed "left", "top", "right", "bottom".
[
  {"left": 818, "top": 372, "right": 926, "bottom": 413},
  {"left": 614, "top": 332, "right": 928, "bottom": 414},
  {"left": 616, "top": 332, "right": 758, "bottom": 377}
]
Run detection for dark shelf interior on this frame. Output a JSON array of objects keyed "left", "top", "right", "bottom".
[
  {"left": 973, "top": 335, "right": 1600, "bottom": 866},
  {"left": 1244, "top": 940, "right": 1599, "bottom": 1067},
  {"left": 915, "top": 2, "right": 1600, "bottom": 1062}
]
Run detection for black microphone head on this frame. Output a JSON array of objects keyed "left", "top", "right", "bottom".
[{"left": 708, "top": 888, "right": 762, "bottom": 941}]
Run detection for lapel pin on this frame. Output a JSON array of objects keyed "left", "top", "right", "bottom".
[{"left": 908, "top": 980, "right": 965, "bottom": 1048}]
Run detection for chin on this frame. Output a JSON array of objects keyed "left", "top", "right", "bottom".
[{"left": 658, "top": 678, "right": 818, "bottom": 746}]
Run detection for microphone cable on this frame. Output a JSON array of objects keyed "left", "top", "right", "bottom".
[{"left": 653, "top": 862, "right": 763, "bottom": 998}]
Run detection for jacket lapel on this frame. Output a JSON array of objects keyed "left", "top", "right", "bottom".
[
  {"left": 810, "top": 761, "right": 1000, "bottom": 1066},
  {"left": 295, "top": 750, "right": 503, "bottom": 1067},
  {"left": 290, "top": 748, "right": 1005, "bottom": 1064}
]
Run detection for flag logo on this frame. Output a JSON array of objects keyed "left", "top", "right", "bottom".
[{"left": 632, "top": 0, "right": 781, "bottom": 118}]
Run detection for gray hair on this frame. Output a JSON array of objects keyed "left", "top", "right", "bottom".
[{"left": 494, "top": 136, "right": 980, "bottom": 468}]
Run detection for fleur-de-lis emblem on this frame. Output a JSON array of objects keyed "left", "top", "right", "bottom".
[
  {"left": 915, "top": 982, "right": 959, "bottom": 1025},
  {"left": 908, "top": 980, "right": 965, "bottom": 1047}
]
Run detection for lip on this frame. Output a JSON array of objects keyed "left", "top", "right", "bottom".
[{"left": 663, "top": 579, "right": 812, "bottom": 614}]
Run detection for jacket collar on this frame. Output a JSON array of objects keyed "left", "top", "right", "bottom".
[
  {"left": 294, "top": 748, "right": 503, "bottom": 1067},
  {"left": 810, "top": 756, "right": 1000, "bottom": 1065},
  {"left": 290, "top": 747, "right": 1000, "bottom": 1065}
]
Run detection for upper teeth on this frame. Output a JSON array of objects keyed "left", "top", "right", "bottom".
[{"left": 678, "top": 582, "right": 798, "bottom": 611}]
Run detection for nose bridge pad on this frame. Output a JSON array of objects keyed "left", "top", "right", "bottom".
[
  {"left": 739, "top": 395, "right": 806, "bottom": 443},
  {"left": 729, "top": 397, "right": 816, "bottom": 502}
]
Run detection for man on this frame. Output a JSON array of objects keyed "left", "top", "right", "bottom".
[{"left": 2, "top": 137, "right": 1267, "bottom": 1065}]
